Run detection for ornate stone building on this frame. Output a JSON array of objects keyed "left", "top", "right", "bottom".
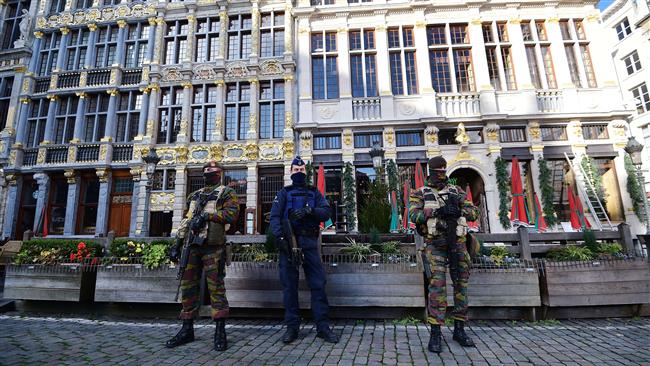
[
  {"left": 293, "top": 0, "right": 640, "bottom": 233},
  {"left": 0, "top": 0, "right": 297, "bottom": 239}
]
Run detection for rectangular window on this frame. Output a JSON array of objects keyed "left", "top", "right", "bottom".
[
  {"left": 1, "top": 0, "right": 30, "bottom": 50},
  {"left": 228, "top": 14, "right": 252, "bottom": 60},
  {"left": 54, "top": 95, "right": 78, "bottom": 144},
  {"left": 84, "top": 93, "right": 109, "bottom": 142},
  {"left": 354, "top": 132, "right": 382, "bottom": 148},
  {"left": 388, "top": 27, "right": 418, "bottom": 95},
  {"left": 499, "top": 127, "right": 526, "bottom": 143},
  {"left": 427, "top": 23, "right": 474, "bottom": 93},
  {"left": 191, "top": 84, "right": 218, "bottom": 142},
  {"left": 164, "top": 20, "right": 188, "bottom": 64},
  {"left": 259, "top": 80, "right": 285, "bottom": 139},
  {"left": 95, "top": 25, "right": 119, "bottom": 68},
  {"left": 482, "top": 22, "right": 516, "bottom": 91},
  {"left": 615, "top": 18, "right": 632, "bottom": 41},
  {"left": 520, "top": 20, "right": 556, "bottom": 90},
  {"left": 124, "top": 22, "right": 150, "bottom": 68},
  {"left": 311, "top": 0, "right": 334, "bottom": 4},
  {"left": 260, "top": 12, "right": 284, "bottom": 57},
  {"left": 313, "top": 135, "right": 341, "bottom": 150},
  {"left": 158, "top": 87, "right": 183, "bottom": 144},
  {"left": 0, "top": 76, "right": 13, "bottom": 132},
  {"left": 116, "top": 91, "right": 142, "bottom": 142},
  {"left": 631, "top": 83, "right": 650, "bottom": 114},
  {"left": 623, "top": 51, "right": 642, "bottom": 75},
  {"left": 26, "top": 98, "right": 48, "bottom": 147},
  {"left": 152, "top": 169, "right": 176, "bottom": 191},
  {"left": 195, "top": 17, "right": 220, "bottom": 62},
  {"left": 75, "top": 0, "right": 93, "bottom": 9},
  {"left": 541, "top": 126, "right": 567, "bottom": 141},
  {"left": 396, "top": 131, "right": 423, "bottom": 147},
  {"left": 582, "top": 124, "right": 609, "bottom": 140},
  {"left": 224, "top": 82, "right": 251, "bottom": 141},
  {"left": 65, "top": 28, "right": 89, "bottom": 71},
  {"left": 311, "top": 32, "right": 339, "bottom": 100},
  {"left": 38, "top": 33, "right": 60, "bottom": 76},
  {"left": 438, "top": 128, "right": 482, "bottom": 144},
  {"left": 526, "top": 45, "right": 541, "bottom": 89},
  {"left": 49, "top": 0, "right": 65, "bottom": 14},
  {"left": 562, "top": 19, "right": 596, "bottom": 88},
  {"left": 349, "top": 29, "right": 377, "bottom": 98}
]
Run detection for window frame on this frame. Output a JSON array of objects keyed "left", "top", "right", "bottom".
[
  {"left": 94, "top": 25, "right": 119, "bottom": 68},
  {"left": 615, "top": 18, "right": 632, "bottom": 41},
  {"left": 195, "top": 17, "right": 221, "bottom": 63},
  {"left": 65, "top": 28, "right": 89, "bottom": 71},
  {"left": 26, "top": 98, "right": 49, "bottom": 147},
  {"left": 631, "top": 83, "right": 650, "bottom": 114},
  {"left": 499, "top": 127, "right": 527, "bottom": 143},
  {"left": 427, "top": 23, "right": 474, "bottom": 93},
  {"left": 349, "top": 28, "right": 378, "bottom": 98},
  {"left": 227, "top": 14, "right": 252, "bottom": 60},
  {"left": 164, "top": 20, "right": 189, "bottom": 65},
  {"left": 157, "top": 86, "right": 183, "bottom": 144},
  {"left": 1, "top": 0, "right": 30, "bottom": 50},
  {"left": 259, "top": 79, "right": 285, "bottom": 140},
  {"left": 353, "top": 132, "right": 382, "bottom": 148},
  {"left": 224, "top": 81, "right": 251, "bottom": 141},
  {"left": 623, "top": 51, "right": 642, "bottom": 76},
  {"left": 116, "top": 90, "right": 142, "bottom": 142},
  {"left": 54, "top": 95, "right": 78, "bottom": 145},
  {"left": 38, "top": 32, "right": 60, "bottom": 76},
  {"left": 581, "top": 124, "right": 609, "bottom": 140},
  {"left": 561, "top": 19, "right": 596, "bottom": 88},
  {"left": 313, "top": 134, "right": 342, "bottom": 150},
  {"left": 311, "top": 31, "right": 339, "bottom": 100},
  {"left": 152, "top": 169, "right": 176, "bottom": 191},
  {"left": 395, "top": 131, "right": 424, "bottom": 147},
  {"left": 84, "top": 93, "right": 109, "bottom": 142},
  {"left": 124, "top": 22, "right": 150, "bottom": 68},
  {"left": 260, "top": 11, "right": 284, "bottom": 58},
  {"left": 191, "top": 84, "right": 218, "bottom": 142},
  {"left": 482, "top": 21, "right": 516, "bottom": 91},
  {"left": 541, "top": 126, "right": 568, "bottom": 141},
  {"left": 387, "top": 26, "right": 418, "bottom": 96},
  {"left": 0, "top": 76, "right": 14, "bottom": 132}
]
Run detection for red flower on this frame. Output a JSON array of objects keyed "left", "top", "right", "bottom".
[
  {"left": 78, "top": 242, "right": 86, "bottom": 250},
  {"left": 70, "top": 253, "right": 76, "bottom": 261}
]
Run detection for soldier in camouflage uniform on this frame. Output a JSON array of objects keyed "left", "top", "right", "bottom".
[
  {"left": 409, "top": 156, "right": 479, "bottom": 353},
  {"left": 166, "top": 161, "right": 240, "bottom": 351}
]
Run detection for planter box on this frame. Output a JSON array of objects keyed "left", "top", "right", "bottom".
[
  {"left": 541, "top": 258, "right": 650, "bottom": 307},
  {"left": 3, "top": 264, "right": 96, "bottom": 302},
  {"left": 444, "top": 267, "right": 541, "bottom": 307},
  {"left": 94, "top": 264, "right": 179, "bottom": 303}
]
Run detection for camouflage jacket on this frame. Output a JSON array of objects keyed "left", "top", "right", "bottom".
[
  {"left": 176, "top": 185, "right": 239, "bottom": 245},
  {"left": 409, "top": 183, "right": 479, "bottom": 238}
]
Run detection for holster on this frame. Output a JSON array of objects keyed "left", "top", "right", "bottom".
[{"left": 420, "top": 250, "right": 432, "bottom": 280}]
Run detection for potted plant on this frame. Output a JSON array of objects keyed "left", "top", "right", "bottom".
[
  {"left": 94, "top": 239, "right": 178, "bottom": 303},
  {"left": 4, "top": 240, "right": 102, "bottom": 302},
  {"left": 540, "top": 237, "right": 650, "bottom": 309}
]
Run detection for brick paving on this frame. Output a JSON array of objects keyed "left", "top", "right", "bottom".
[{"left": 0, "top": 315, "right": 649, "bottom": 365}]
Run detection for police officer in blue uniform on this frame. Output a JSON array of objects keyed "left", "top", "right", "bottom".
[{"left": 270, "top": 156, "right": 339, "bottom": 344}]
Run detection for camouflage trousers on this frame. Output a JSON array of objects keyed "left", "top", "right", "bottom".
[
  {"left": 424, "top": 234, "right": 471, "bottom": 325},
  {"left": 179, "top": 245, "right": 229, "bottom": 320}
]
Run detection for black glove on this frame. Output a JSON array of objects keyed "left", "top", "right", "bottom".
[
  {"left": 190, "top": 213, "right": 208, "bottom": 232},
  {"left": 437, "top": 204, "right": 461, "bottom": 219},
  {"left": 169, "top": 238, "right": 182, "bottom": 263},
  {"left": 289, "top": 207, "right": 313, "bottom": 221},
  {"left": 276, "top": 236, "right": 290, "bottom": 254}
]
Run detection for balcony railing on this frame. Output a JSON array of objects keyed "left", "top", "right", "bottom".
[
  {"left": 122, "top": 69, "right": 142, "bottom": 86},
  {"left": 537, "top": 90, "right": 563, "bottom": 113},
  {"left": 112, "top": 144, "right": 133, "bottom": 162},
  {"left": 45, "top": 146, "right": 68, "bottom": 164},
  {"left": 57, "top": 72, "right": 80, "bottom": 89},
  {"left": 23, "top": 148, "right": 38, "bottom": 166},
  {"left": 436, "top": 94, "right": 481, "bottom": 116},
  {"left": 87, "top": 69, "right": 112, "bottom": 87},
  {"left": 77, "top": 144, "right": 100, "bottom": 162},
  {"left": 34, "top": 78, "right": 50, "bottom": 93},
  {"left": 352, "top": 97, "right": 381, "bottom": 120}
]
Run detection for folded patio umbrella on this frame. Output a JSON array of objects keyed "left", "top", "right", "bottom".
[
  {"left": 317, "top": 163, "right": 333, "bottom": 229},
  {"left": 533, "top": 193, "right": 547, "bottom": 232},
  {"left": 414, "top": 159, "right": 425, "bottom": 189},
  {"left": 402, "top": 179, "right": 410, "bottom": 230},
  {"left": 390, "top": 191, "right": 399, "bottom": 232},
  {"left": 465, "top": 184, "right": 480, "bottom": 231},
  {"left": 510, "top": 157, "right": 530, "bottom": 225}
]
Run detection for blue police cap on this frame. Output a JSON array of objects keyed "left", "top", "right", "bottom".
[{"left": 291, "top": 156, "right": 305, "bottom": 166}]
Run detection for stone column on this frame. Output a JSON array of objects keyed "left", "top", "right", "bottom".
[
  {"left": 1, "top": 67, "right": 26, "bottom": 148},
  {"left": 136, "top": 88, "right": 151, "bottom": 140},
  {"left": 507, "top": 18, "right": 534, "bottom": 90},
  {"left": 567, "top": 120, "right": 586, "bottom": 157},
  {"left": 545, "top": 17, "right": 574, "bottom": 89},
  {"left": 283, "top": 1, "right": 293, "bottom": 61},
  {"left": 2, "top": 175, "right": 21, "bottom": 239},
  {"left": 468, "top": 18, "right": 497, "bottom": 114},
  {"left": 63, "top": 169, "right": 80, "bottom": 235},
  {"left": 152, "top": 17, "right": 165, "bottom": 65},
  {"left": 84, "top": 24, "right": 98, "bottom": 69},
  {"left": 145, "top": 17, "right": 157, "bottom": 63},
  {"left": 28, "top": 32, "right": 43, "bottom": 73},
  {"left": 114, "top": 20, "right": 128, "bottom": 67},
  {"left": 342, "top": 128, "right": 354, "bottom": 164},
  {"left": 33, "top": 172, "right": 50, "bottom": 235},
  {"left": 424, "top": 125, "right": 440, "bottom": 158},
  {"left": 484, "top": 123, "right": 506, "bottom": 233},
  {"left": 42, "top": 94, "right": 58, "bottom": 144},
  {"left": 212, "top": 79, "right": 225, "bottom": 142},
  {"left": 94, "top": 168, "right": 112, "bottom": 236},
  {"left": 337, "top": 28, "right": 352, "bottom": 118},
  {"left": 145, "top": 80, "right": 160, "bottom": 143},
  {"left": 172, "top": 166, "right": 186, "bottom": 235},
  {"left": 14, "top": 98, "right": 31, "bottom": 147},
  {"left": 283, "top": 74, "right": 294, "bottom": 138},
  {"left": 177, "top": 81, "right": 192, "bottom": 143},
  {"left": 413, "top": 21, "right": 435, "bottom": 116},
  {"left": 134, "top": 170, "right": 150, "bottom": 237},
  {"left": 374, "top": 24, "right": 393, "bottom": 117},
  {"left": 246, "top": 162, "right": 257, "bottom": 234},
  {"left": 247, "top": 78, "right": 259, "bottom": 140},
  {"left": 128, "top": 167, "right": 142, "bottom": 237},
  {"left": 250, "top": 4, "right": 260, "bottom": 63},
  {"left": 296, "top": 19, "right": 312, "bottom": 123},
  {"left": 102, "top": 89, "right": 119, "bottom": 141},
  {"left": 527, "top": 121, "right": 544, "bottom": 196},
  {"left": 383, "top": 127, "right": 396, "bottom": 161},
  {"left": 72, "top": 92, "right": 87, "bottom": 142},
  {"left": 185, "top": 14, "right": 196, "bottom": 64},
  {"left": 217, "top": 9, "right": 228, "bottom": 66},
  {"left": 56, "top": 27, "right": 71, "bottom": 70}
]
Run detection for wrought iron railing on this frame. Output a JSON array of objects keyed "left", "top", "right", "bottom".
[{"left": 34, "top": 78, "right": 50, "bottom": 93}]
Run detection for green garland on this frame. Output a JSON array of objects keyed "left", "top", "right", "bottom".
[
  {"left": 342, "top": 162, "right": 357, "bottom": 231},
  {"left": 538, "top": 159, "right": 558, "bottom": 226},
  {"left": 580, "top": 155, "right": 606, "bottom": 204},
  {"left": 386, "top": 159, "right": 400, "bottom": 211},
  {"left": 305, "top": 161, "right": 313, "bottom": 186},
  {"left": 624, "top": 153, "right": 646, "bottom": 220},
  {"left": 495, "top": 157, "right": 511, "bottom": 229}
]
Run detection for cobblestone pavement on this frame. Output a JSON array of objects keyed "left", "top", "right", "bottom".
[{"left": 0, "top": 315, "right": 649, "bottom": 366}]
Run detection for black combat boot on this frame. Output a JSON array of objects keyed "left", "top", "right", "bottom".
[
  {"left": 214, "top": 319, "right": 228, "bottom": 351},
  {"left": 165, "top": 319, "right": 195, "bottom": 348},
  {"left": 428, "top": 325, "right": 442, "bottom": 353},
  {"left": 316, "top": 327, "right": 339, "bottom": 344},
  {"left": 281, "top": 327, "right": 299, "bottom": 344},
  {"left": 452, "top": 320, "right": 475, "bottom": 347}
]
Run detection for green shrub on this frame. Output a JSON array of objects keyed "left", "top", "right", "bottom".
[
  {"left": 547, "top": 246, "right": 595, "bottom": 261},
  {"left": 358, "top": 181, "right": 391, "bottom": 234},
  {"left": 597, "top": 243, "right": 623, "bottom": 256},
  {"left": 339, "top": 239, "right": 378, "bottom": 262},
  {"left": 233, "top": 244, "right": 269, "bottom": 262},
  {"left": 14, "top": 239, "right": 103, "bottom": 265},
  {"left": 489, "top": 246, "right": 511, "bottom": 266},
  {"left": 372, "top": 241, "right": 402, "bottom": 255},
  {"left": 142, "top": 244, "right": 170, "bottom": 269}
]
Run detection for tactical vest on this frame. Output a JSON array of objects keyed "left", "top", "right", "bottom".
[
  {"left": 188, "top": 185, "right": 229, "bottom": 246},
  {"left": 283, "top": 186, "right": 319, "bottom": 229},
  {"left": 420, "top": 185, "right": 469, "bottom": 240}
]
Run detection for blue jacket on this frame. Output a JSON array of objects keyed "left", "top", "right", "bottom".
[{"left": 269, "top": 184, "right": 331, "bottom": 240}]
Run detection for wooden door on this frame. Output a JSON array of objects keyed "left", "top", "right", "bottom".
[{"left": 108, "top": 174, "right": 133, "bottom": 237}]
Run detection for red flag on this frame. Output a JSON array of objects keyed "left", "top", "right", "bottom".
[
  {"left": 402, "top": 180, "right": 410, "bottom": 229},
  {"left": 509, "top": 158, "right": 529, "bottom": 224},
  {"left": 414, "top": 160, "right": 425, "bottom": 189},
  {"left": 567, "top": 185, "right": 581, "bottom": 230},
  {"left": 465, "top": 185, "right": 480, "bottom": 231},
  {"left": 317, "top": 163, "right": 325, "bottom": 229},
  {"left": 533, "top": 193, "right": 547, "bottom": 232},
  {"left": 572, "top": 187, "right": 591, "bottom": 229}
]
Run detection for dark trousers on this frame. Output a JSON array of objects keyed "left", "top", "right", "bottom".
[{"left": 278, "top": 239, "right": 330, "bottom": 331}]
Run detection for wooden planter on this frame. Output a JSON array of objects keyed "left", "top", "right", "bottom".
[
  {"left": 3, "top": 264, "right": 96, "bottom": 302},
  {"left": 540, "top": 258, "right": 650, "bottom": 307},
  {"left": 94, "top": 264, "right": 179, "bottom": 303}
]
